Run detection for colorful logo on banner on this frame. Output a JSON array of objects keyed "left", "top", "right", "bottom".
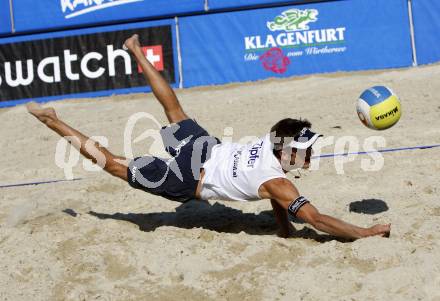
[
  {"left": 60, "top": 0, "right": 144, "bottom": 19},
  {"left": 244, "top": 8, "right": 347, "bottom": 73},
  {"left": 259, "top": 47, "right": 290, "bottom": 74},
  {"left": 267, "top": 9, "right": 318, "bottom": 32},
  {"left": 138, "top": 45, "right": 164, "bottom": 73}
]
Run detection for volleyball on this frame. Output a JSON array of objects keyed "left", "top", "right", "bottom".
[{"left": 356, "top": 85, "right": 401, "bottom": 130}]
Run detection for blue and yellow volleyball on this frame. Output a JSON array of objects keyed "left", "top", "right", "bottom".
[{"left": 356, "top": 85, "right": 401, "bottom": 130}]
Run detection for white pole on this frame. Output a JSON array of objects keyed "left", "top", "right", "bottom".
[
  {"left": 407, "top": 0, "right": 418, "bottom": 66},
  {"left": 8, "top": 0, "right": 15, "bottom": 33},
  {"left": 175, "top": 16, "right": 184, "bottom": 89}
]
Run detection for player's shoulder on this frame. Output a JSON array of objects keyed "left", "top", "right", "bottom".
[
  {"left": 263, "top": 177, "right": 294, "bottom": 189},
  {"left": 259, "top": 177, "right": 297, "bottom": 199}
]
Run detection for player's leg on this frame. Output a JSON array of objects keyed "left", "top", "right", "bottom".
[
  {"left": 26, "top": 102, "right": 128, "bottom": 181},
  {"left": 123, "top": 34, "right": 188, "bottom": 124}
]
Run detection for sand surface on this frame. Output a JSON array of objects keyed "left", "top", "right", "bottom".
[{"left": 1, "top": 65, "right": 440, "bottom": 300}]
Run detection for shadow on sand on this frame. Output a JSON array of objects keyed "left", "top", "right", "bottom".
[
  {"left": 349, "top": 199, "right": 389, "bottom": 215},
  {"left": 83, "top": 200, "right": 345, "bottom": 243}
]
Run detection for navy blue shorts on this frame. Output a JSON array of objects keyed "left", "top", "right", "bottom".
[{"left": 127, "top": 119, "right": 220, "bottom": 203}]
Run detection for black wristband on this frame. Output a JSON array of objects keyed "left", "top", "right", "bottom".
[{"left": 287, "top": 196, "right": 310, "bottom": 217}]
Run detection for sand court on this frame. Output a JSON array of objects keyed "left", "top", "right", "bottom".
[{"left": 1, "top": 64, "right": 440, "bottom": 300}]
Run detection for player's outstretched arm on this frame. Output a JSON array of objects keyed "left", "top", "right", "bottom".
[
  {"left": 260, "top": 178, "right": 391, "bottom": 240},
  {"left": 296, "top": 203, "right": 390, "bottom": 239}
]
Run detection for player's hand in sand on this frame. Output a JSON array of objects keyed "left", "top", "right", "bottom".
[
  {"left": 277, "top": 222, "right": 296, "bottom": 238},
  {"left": 366, "top": 223, "right": 391, "bottom": 238}
]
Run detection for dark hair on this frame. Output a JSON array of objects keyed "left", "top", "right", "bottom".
[{"left": 270, "top": 118, "right": 312, "bottom": 158}]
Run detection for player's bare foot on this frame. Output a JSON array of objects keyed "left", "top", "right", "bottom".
[
  {"left": 26, "top": 102, "right": 58, "bottom": 125},
  {"left": 123, "top": 34, "right": 141, "bottom": 53}
]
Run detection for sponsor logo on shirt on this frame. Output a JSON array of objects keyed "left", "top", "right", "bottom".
[
  {"left": 247, "top": 140, "right": 264, "bottom": 168},
  {"left": 232, "top": 150, "right": 242, "bottom": 178}
]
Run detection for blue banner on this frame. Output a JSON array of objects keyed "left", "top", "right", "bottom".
[
  {"left": 12, "top": 0, "right": 203, "bottom": 34},
  {"left": 180, "top": 0, "right": 413, "bottom": 87},
  {"left": 207, "top": 0, "right": 341, "bottom": 11},
  {"left": 0, "top": 19, "right": 179, "bottom": 108},
  {"left": 0, "top": 1, "right": 12, "bottom": 35},
  {"left": 412, "top": 0, "right": 440, "bottom": 65}
]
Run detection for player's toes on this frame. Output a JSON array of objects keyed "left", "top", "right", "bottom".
[
  {"left": 26, "top": 101, "right": 42, "bottom": 113},
  {"left": 26, "top": 101, "right": 58, "bottom": 123}
]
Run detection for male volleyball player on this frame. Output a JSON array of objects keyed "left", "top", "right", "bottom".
[{"left": 27, "top": 34, "right": 390, "bottom": 240}]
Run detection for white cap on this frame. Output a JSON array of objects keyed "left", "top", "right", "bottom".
[{"left": 286, "top": 127, "right": 323, "bottom": 149}]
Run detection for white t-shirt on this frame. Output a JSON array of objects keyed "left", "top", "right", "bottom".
[{"left": 200, "top": 134, "right": 286, "bottom": 201}]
